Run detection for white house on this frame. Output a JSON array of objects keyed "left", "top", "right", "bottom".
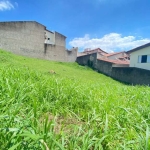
[{"left": 127, "top": 43, "right": 150, "bottom": 70}]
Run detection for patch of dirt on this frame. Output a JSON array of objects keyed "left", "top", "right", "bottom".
[
  {"left": 49, "top": 70, "right": 56, "bottom": 74},
  {"left": 40, "top": 113, "right": 84, "bottom": 134}
]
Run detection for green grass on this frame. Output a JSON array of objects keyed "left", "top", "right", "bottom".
[{"left": 0, "top": 49, "right": 150, "bottom": 149}]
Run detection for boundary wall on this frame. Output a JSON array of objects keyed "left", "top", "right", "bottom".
[
  {"left": 0, "top": 21, "right": 77, "bottom": 62},
  {"left": 76, "top": 53, "right": 150, "bottom": 85}
]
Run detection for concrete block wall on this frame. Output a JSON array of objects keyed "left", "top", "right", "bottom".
[
  {"left": 96, "top": 59, "right": 112, "bottom": 76},
  {"left": 44, "top": 45, "right": 78, "bottom": 62},
  {"left": 0, "top": 21, "right": 77, "bottom": 62},
  {"left": 76, "top": 53, "right": 150, "bottom": 85},
  {"left": 0, "top": 21, "right": 45, "bottom": 59},
  {"left": 111, "top": 67, "right": 150, "bottom": 85},
  {"left": 55, "top": 32, "right": 66, "bottom": 47},
  {"left": 44, "top": 31, "right": 77, "bottom": 62},
  {"left": 65, "top": 47, "right": 78, "bottom": 62},
  {"left": 76, "top": 53, "right": 97, "bottom": 68},
  {"left": 44, "top": 44, "right": 66, "bottom": 62}
]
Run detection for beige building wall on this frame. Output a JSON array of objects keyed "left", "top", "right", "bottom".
[
  {"left": 54, "top": 32, "right": 66, "bottom": 47},
  {"left": 0, "top": 21, "right": 45, "bottom": 59},
  {"left": 44, "top": 45, "right": 77, "bottom": 62},
  {"left": 107, "top": 52, "right": 125, "bottom": 60},
  {"left": 45, "top": 30, "right": 55, "bottom": 45},
  {"left": 44, "top": 31, "right": 77, "bottom": 62},
  {"left": 0, "top": 21, "right": 77, "bottom": 62},
  {"left": 130, "top": 46, "right": 150, "bottom": 70},
  {"left": 97, "top": 53, "right": 104, "bottom": 59},
  {"left": 65, "top": 47, "right": 78, "bottom": 62},
  {"left": 44, "top": 45, "right": 66, "bottom": 62}
]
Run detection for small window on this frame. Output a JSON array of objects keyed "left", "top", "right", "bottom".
[
  {"left": 138, "top": 56, "right": 141, "bottom": 63},
  {"left": 48, "top": 38, "right": 50, "bottom": 40},
  {"left": 138, "top": 55, "right": 150, "bottom": 63},
  {"left": 147, "top": 55, "right": 150, "bottom": 63},
  {"left": 141, "top": 55, "right": 147, "bottom": 63}
]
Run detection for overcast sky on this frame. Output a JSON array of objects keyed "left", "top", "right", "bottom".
[{"left": 0, "top": 0, "right": 150, "bottom": 52}]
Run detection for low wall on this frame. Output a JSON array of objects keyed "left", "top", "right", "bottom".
[
  {"left": 65, "top": 47, "right": 78, "bottom": 62},
  {"left": 96, "top": 59, "right": 112, "bottom": 76},
  {"left": 76, "top": 54, "right": 150, "bottom": 85},
  {"left": 111, "top": 67, "right": 150, "bottom": 85},
  {"left": 76, "top": 53, "right": 97, "bottom": 69},
  {"left": 44, "top": 44, "right": 66, "bottom": 62},
  {"left": 44, "top": 45, "right": 77, "bottom": 62}
]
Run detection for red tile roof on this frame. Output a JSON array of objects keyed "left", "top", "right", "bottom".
[
  {"left": 105, "top": 51, "right": 125, "bottom": 57},
  {"left": 84, "top": 48, "right": 108, "bottom": 54},
  {"left": 97, "top": 58, "right": 129, "bottom": 65}
]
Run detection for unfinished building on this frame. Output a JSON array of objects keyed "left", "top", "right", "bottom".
[{"left": 0, "top": 21, "right": 77, "bottom": 62}]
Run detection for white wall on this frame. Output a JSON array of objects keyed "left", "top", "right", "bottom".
[
  {"left": 130, "top": 46, "right": 150, "bottom": 70},
  {"left": 44, "top": 30, "right": 55, "bottom": 45}
]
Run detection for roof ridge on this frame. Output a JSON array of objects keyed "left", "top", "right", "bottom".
[{"left": 127, "top": 42, "right": 150, "bottom": 54}]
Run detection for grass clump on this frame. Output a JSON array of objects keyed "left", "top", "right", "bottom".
[{"left": 0, "top": 49, "right": 150, "bottom": 149}]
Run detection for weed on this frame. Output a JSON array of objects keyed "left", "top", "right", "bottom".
[{"left": 0, "top": 49, "right": 150, "bottom": 149}]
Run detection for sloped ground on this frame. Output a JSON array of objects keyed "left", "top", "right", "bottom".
[{"left": 0, "top": 50, "right": 150, "bottom": 149}]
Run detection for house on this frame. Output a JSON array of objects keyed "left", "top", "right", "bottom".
[
  {"left": 77, "top": 48, "right": 108, "bottom": 57},
  {"left": 97, "top": 58, "right": 129, "bottom": 67},
  {"left": 99, "top": 51, "right": 130, "bottom": 67},
  {"left": 77, "top": 48, "right": 129, "bottom": 66},
  {"left": 127, "top": 43, "right": 150, "bottom": 70},
  {"left": 103, "top": 51, "right": 129, "bottom": 61},
  {"left": 0, "top": 21, "right": 77, "bottom": 62},
  {"left": 76, "top": 46, "right": 150, "bottom": 85}
]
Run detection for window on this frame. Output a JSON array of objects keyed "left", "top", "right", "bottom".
[
  {"left": 147, "top": 55, "right": 150, "bottom": 63},
  {"left": 138, "top": 56, "right": 141, "bottom": 63},
  {"left": 138, "top": 55, "right": 150, "bottom": 63},
  {"left": 141, "top": 55, "right": 147, "bottom": 63}
]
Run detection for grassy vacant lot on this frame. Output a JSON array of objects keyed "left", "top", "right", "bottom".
[{"left": 0, "top": 50, "right": 150, "bottom": 150}]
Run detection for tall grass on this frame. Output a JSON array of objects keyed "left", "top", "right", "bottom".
[{"left": 0, "top": 50, "right": 150, "bottom": 149}]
